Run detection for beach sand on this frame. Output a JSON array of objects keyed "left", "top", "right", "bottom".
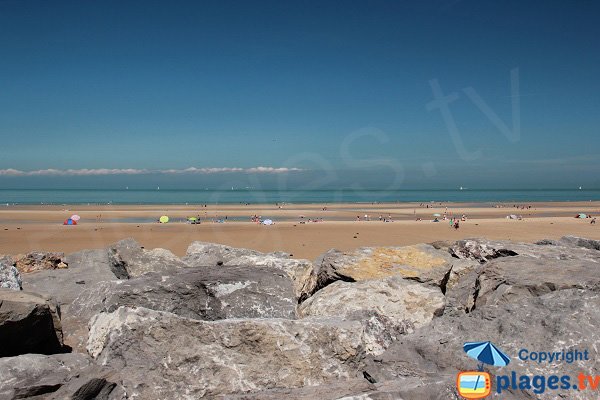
[{"left": 1, "top": 202, "right": 599, "bottom": 260}]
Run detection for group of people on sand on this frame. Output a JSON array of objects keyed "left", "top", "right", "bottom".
[
  {"left": 356, "top": 214, "right": 394, "bottom": 222},
  {"left": 298, "top": 217, "right": 324, "bottom": 224}
]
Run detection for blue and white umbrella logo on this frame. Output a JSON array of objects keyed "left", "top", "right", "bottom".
[{"left": 463, "top": 341, "right": 511, "bottom": 369}]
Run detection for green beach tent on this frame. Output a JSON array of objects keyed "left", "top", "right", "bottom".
[{"left": 159, "top": 215, "right": 169, "bottom": 223}]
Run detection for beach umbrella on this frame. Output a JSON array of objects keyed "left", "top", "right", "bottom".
[
  {"left": 577, "top": 213, "right": 587, "bottom": 219},
  {"left": 263, "top": 219, "right": 273, "bottom": 225},
  {"left": 188, "top": 217, "right": 197, "bottom": 221},
  {"left": 63, "top": 218, "right": 77, "bottom": 225},
  {"left": 159, "top": 215, "right": 169, "bottom": 223},
  {"left": 463, "top": 341, "right": 510, "bottom": 367},
  {"left": 71, "top": 215, "right": 81, "bottom": 221},
  {"left": 433, "top": 213, "right": 441, "bottom": 217}
]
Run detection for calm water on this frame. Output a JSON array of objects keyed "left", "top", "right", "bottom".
[{"left": 0, "top": 189, "right": 599, "bottom": 204}]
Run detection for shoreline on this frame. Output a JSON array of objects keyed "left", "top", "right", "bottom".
[{"left": 1, "top": 201, "right": 599, "bottom": 259}]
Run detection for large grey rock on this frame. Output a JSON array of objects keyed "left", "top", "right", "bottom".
[
  {"left": 183, "top": 241, "right": 288, "bottom": 266},
  {"left": 0, "top": 289, "right": 64, "bottom": 357},
  {"left": 444, "top": 238, "right": 600, "bottom": 314},
  {"left": 0, "top": 353, "right": 125, "bottom": 400},
  {"left": 21, "top": 249, "right": 117, "bottom": 307},
  {"left": 449, "top": 238, "right": 519, "bottom": 263},
  {"left": 450, "top": 238, "right": 600, "bottom": 263},
  {"left": 314, "top": 244, "right": 473, "bottom": 295},
  {"left": 0, "top": 353, "right": 90, "bottom": 399},
  {"left": 185, "top": 242, "right": 317, "bottom": 302},
  {"left": 447, "top": 255, "right": 600, "bottom": 313},
  {"left": 225, "top": 254, "right": 317, "bottom": 302},
  {"left": 108, "top": 238, "right": 188, "bottom": 278},
  {"left": 70, "top": 265, "right": 297, "bottom": 321},
  {"left": 0, "top": 256, "right": 22, "bottom": 290},
  {"left": 66, "top": 265, "right": 297, "bottom": 353},
  {"left": 87, "top": 307, "right": 371, "bottom": 399},
  {"left": 364, "top": 289, "right": 600, "bottom": 399},
  {"left": 557, "top": 235, "right": 600, "bottom": 251},
  {"left": 298, "top": 276, "right": 445, "bottom": 347},
  {"left": 14, "top": 251, "right": 67, "bottom": 274}
]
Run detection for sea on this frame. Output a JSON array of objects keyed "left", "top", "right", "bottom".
[{"left": 0, "top": 189, "right": 599, "bottom": 205}]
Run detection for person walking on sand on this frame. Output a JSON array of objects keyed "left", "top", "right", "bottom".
[{"left": 592, "top": 217, "right": 596, "bottom": 225}]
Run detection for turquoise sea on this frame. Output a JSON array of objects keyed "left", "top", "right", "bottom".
[{"left": 0, "top": 189, "right": 599, "bottom": 205}]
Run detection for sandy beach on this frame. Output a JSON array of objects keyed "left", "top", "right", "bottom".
[{"left": 1, "top": 201, "right": 599, "bottom": 259}]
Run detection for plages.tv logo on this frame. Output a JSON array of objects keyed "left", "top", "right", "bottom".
[{"left": 456, "top": 341, "right": 511, "bottom": 399}]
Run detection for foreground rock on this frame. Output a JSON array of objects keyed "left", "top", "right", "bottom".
[
  {"left": 0, "top": 289, "right": 64, "bottom": 357},
  {"left": 553, "top": 235, "right": 600, "bottom": 251},
  {"left": 314, "top": 244, "right": 476, "bottom": 294},
  {"left": 70, "top": 265, "right": 297, "bottom": 321},
  {"left": 446, "top": 249, "right": 600, "bottom": 313},
  {"left": 88, "top": 307, "right": 369, "bottom": 399},
  {"left": 0, "top": 256, "right": 22, "bottom": 290},
  {"left": 0, "top": 353, "right": 125, "bottom": 400},
  {"left": 108, "top": 238, "right": 188, "bottom": 278},
  {"left": 299, "top": 276, "right": 445, "bottom": 334},
  {"left": 450, "top": 237, "right": 600, "bottom": 263},
  {"left": 22, "top": 249, "right": 117, "bottom": 307},
  {"left": 472, "top": 255, "right": 600, "bottom": 310},
  {"left": 14, "top": 251, "right": 68, "bottom": 274},
  {"left": 364, "top": 289, "right": 600, "bottom": 400},
  {"left": 185, "top": 242, "right": 317, "bottom": 301}
]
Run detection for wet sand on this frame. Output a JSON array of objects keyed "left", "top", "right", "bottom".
[{"left": 1, "top": 202, "right": 598, "bottom": 260}]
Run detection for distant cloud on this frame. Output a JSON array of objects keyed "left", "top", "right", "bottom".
[{"left": 0, "top": 167, "right": 304, "bottom": 176}]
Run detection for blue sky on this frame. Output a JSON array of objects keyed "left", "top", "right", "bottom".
[{"left": 0, "top": 0, "right": 598, "bottom": 189}]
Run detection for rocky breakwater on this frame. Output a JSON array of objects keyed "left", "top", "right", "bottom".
[{"left": 0, "top": 236, "right": 598, "bottom": 399}]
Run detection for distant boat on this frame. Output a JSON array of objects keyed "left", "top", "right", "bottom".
[
  {"left": 579, "top": 186, "right": 582, "bottom": 190},
  {"left": 157, "top": 186, "right": 160, "bottom": 190},
  {"left": 460, "top": 186, "right": 464, "bottom": 190}
]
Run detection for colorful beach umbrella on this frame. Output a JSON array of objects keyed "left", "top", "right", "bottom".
[
  {"left": 63, "top": 218, "right": 77, "bottom": 225},
  {"left": 433, "top": 213, "right": 441, "bottom": 217},
  {"left": 263, "top": 219, "right": 273, "bottom": 225},
  {"left": 463, "top": 341, "right": 510, "bottom": 367},
  {"left": 159, "top": 215, "right": 169, "bottom": 223},
  {"left": 71, "top": 215, "right": 81, "bottom": 221},
  {"left": 188, "top": 217, "right": 197, "bottom": 221}
]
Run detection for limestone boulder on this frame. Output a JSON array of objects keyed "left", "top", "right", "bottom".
[
  {"left": 450, "top": 238, "right": 600, "bottom": 263},
  {"left": 470, "top": 255, "right": 600, "bottom": 311},
  {"left": 298, "top": 276, "right": 445, "bottom": 335},
  {"left": 22, "top": 249, "right": 117, "bottom": 307},
  {"left": 87, "top": 307, "right": 370, "bottom": 399},
  {"left": 0, "top": 256, "right": 22, "bottom": 290},
  {"left": 185, "top": 241, "right": 317, "bottom": 302},
  {"left": 364, "top": 289, "right": 600, "bottom": 400},
  {"left": 314, "top": 244, "right": 468, "bottom": 292},
  {"left": 0, "top": 289, "right": 64, "bottom": 357},
  {"left": 70, "top": 265, "right": 297, "bottom": 322},
  {"left": 0, "top": 353, "right": 125, "bottom": 400},
  {"left": 107, "top": 238, "right": 188, "bottom": 278},
  {"left": 14, "top": 252, "right": 68, "bottom": 274}
]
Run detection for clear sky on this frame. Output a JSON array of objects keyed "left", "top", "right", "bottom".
[{"left": 0, "top": 0, "right": 598, "bottom": 189}]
